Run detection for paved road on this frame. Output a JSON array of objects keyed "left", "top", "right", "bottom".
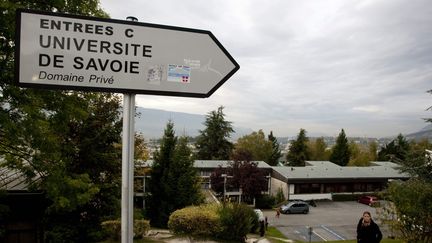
[{"left": 262, "top": 201, "right": 388, "bottom": 242}]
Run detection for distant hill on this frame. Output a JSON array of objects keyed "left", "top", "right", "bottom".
[
  {"left": 405, "top": 123, "right": 432, "bottom": 141},
  {"left": 135, "top": 107, "right": 253, "bottom": 139}
]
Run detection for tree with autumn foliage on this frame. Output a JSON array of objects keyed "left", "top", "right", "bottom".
[{"left": 210, "top": 149, "right": 267, "bottom": 203}]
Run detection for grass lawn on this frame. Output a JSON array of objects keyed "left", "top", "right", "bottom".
[{"left": 266, "top": 226, "right": 293, "bottom": 242}]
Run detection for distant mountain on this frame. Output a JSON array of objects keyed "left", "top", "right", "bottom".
[
  {"left": 420, "top": 123, "right": 432, "bottom": 132},
  {"left": 405, "top": 124, "right": 432, "bottom": 141},
  {"left": 134, "top": 107, "right": 253, "bottom": 139}
]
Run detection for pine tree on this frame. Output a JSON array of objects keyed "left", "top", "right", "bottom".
[
  {"left": 330, "top": 129, "right": 351, "bottom": 166},
  {"left": 147, "top": 121, "right": 177, "bottom": 227},
  {"left": 377, "top": 134, "right": 410, "bottom": 162},
  {"left": 169, "top": 136, "right": 203, "bottom": 209},
  {"left": 268, "top": 131, "right": 282, "bottom": 166},
  {"left": 146, "top": 122, "right": 203, "bottom": 228},
  {"left": 196, "top": 106, "right": 234, "bottom": 160},
  {"left": 286, "top": 129, "right": 310, "bottom": 166}
]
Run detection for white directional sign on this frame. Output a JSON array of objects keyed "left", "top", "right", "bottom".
[{"left": 15, "top": 9, "right": 239, "bottom": 98}]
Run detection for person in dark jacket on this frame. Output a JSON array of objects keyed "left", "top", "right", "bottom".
[{"left": 357, "top": 211, "right": 382, "bottom": 243}]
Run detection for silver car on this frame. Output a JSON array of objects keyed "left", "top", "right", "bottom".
[{"left": 280, "top": 201, "right": 309, "bottom": 214}]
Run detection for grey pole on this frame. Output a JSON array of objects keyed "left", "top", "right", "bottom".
[
  {"left": 121, "top": 93, "right": 135, "bottom": 243},
  {"left": 121, "top": 16, "right": 138, "bottom": 243}
]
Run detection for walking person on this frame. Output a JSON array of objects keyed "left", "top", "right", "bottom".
[
  {"left": 357, "top": 211, "right": 382, "bottom": 243},
  {"left": 275, "top": 208, "right": 280, "bottom": 218}
]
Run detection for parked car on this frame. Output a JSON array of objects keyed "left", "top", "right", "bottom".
[
  {"left": 280, "top": 201, "right": 309, "bottom": 214},
  {"left": 358, "top": 196, "right": 378, "bottom": 206}
]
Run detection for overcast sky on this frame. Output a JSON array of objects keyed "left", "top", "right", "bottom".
[{"left": 100, "top": 0, "right": 432, "bottom": 138}]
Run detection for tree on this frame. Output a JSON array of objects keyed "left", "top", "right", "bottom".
[
  {"left": 134, "top": 133, "right": 150, "bottom": 161},
  {"left": 329, "top": 129, "right": 351, "bottom": 166},
  {"left": 382, "top": 90, "right": 432, "bottom": 242},
  {"left": 210, "top": 149, "right": 267, "bottom": 202},
  {"left": 368, "top": 141, "right": 378, "bottom": 161},
  {"left": 147, "top": 121, "right": 177, "bottom": 228},
  {"left": 169, "top": 136, "right": 203, "bottom": 209},
  {"left": 146, "top": 122, "right": 202, "bottom": 228},
  {"left": 286, "top": 129, "right": 310, "bottom": 166},
  {"left": 210, "top": 166, "right": 226, "bottom": 194},
  {"left": 347, "top": 142, "right": 371, "bottom": 166},
  {"left": 195, "top": 106, "right": 234, "bottom": 160},
  {"left": 230, "top": 149, "right": 267, "bottom": 201},
  {"left": 235, "top": 130, "right": 273, "bottom": 163},
  {"left": 308, "top": 137, "right": 330, "bottom": 161},
  {"left": 0, "top": 2, "right": 121, "bottom": 242},
  {"left": 268, "top": 131, "right": 282, "bottom": 166},
  {"left": 386, "top": 179, "right": 432, "bottom": 242},
  {"left": 377, "top": 134, "right": 410, "bottom": 162}
]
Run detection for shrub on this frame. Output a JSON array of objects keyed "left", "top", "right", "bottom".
[
  {"left": 275, "top": 187, "right": 286, "bottom": 204},
  {"left": 101, "top": 219, "right": 150, "bottom": 240},
  {"left": 217, "top": 203, "right": 256, "bottom": 242},
  {"left": 332, "top": 193, "right": 379, "bottom": 201},
  {"left": 101, "top": 220, "right": 121, "bottom": 241},
  {"left": 134, "top": 219, "right": 150, "bottom": 239},
  {"left": 255, "top": 194, "right": 276, "bottom": 209},
  {"left": 168, "top": 204, "right": 221, "bottom": 238}
]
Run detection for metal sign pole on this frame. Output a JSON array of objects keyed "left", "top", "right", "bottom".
[{"left": 121, "top": 93, "right": 135, "bottom": 243}]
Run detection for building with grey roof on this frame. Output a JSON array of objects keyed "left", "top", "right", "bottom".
[
  {"left": 0, "top": 166, "right": 45, "bottom": 242},
  {"left": 271, "top": 161, "right": 409, "bottom": 201}
]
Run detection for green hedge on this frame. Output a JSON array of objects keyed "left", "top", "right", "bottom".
[
  {"left": 332, "top": 193, "right": 380, "bottom": 201},
  {"left": 101, "top": 220, "right": 121, "bottom": 241},
  {"left": 168, "top": 204, "right": 221, "bottom": 238},
  {"left": 134, "top": 219, "right": 150, "bottom": 239},
  {"left": 168, "top": 203, "right": 258, "bottom": 242},
  {"left": 217, "top": 203, "right": 257, "bottom": 242},
  {"left": 101, "top": 219, "right": 150, "bottom": 240},
  {"left": 255, "top": 194, "right": 276, "bottom": 209}
]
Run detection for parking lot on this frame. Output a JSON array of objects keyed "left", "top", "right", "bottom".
[{"left": 262, "top": 201, "right": 388, "bottom": 242}]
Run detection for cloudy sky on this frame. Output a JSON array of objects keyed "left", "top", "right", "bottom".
[{"left": 100, "top": 0, "right": 432, "bottom": 138}]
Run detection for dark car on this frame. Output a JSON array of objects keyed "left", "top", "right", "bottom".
[
  {"left": 280, "top": 201, "right": 309, "bottom": 214},
  {"left": 358, "top": 196, "right": 378, "bottom": 206}
]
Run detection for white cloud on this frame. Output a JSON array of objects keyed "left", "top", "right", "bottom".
[{"left": 352, "top": 105, "right": 381, "bottom": 113}]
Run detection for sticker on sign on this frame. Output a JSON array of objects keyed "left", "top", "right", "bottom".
[{"left": 15, "top": 9, "right": 239, "bottom": 98}]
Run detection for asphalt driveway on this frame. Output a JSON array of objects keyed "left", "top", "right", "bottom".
[{"left": 262, "top": 201, "right": 388, "bottom": 242}]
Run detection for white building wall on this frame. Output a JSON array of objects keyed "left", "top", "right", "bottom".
[
  {"left": 270, "top": 177, "right": 288, "bottom": 199},
  {"left": 289, "top": 193, "right": 332, "bottom": 201}
]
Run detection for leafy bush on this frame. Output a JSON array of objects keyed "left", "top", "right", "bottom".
[
  {"left": 332, "top": 193, "right": 379, "bottom": 201},
  {"left": 168, "top": 204, "right": 221, "bottom": 238},
  {"left": 101, "top": 219, "right": 150, "bottom": 240},
  {"left": 217, "top": 203, "right": 256, "bottom": 242},
  {"left": 101, "top": 220, "right": 121, "bottom": 241},
  {"left": 255, "top": 194, "right": 276, "bottom": 209},
  {"left": 134, "top": 219, "right": 150, "bottom": 239},
  {"left": 275, "top": 187, "right": 286, "bottom": 204}
]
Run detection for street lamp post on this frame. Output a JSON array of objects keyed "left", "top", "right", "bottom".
[
  {"left": 266, "top": 174, "right": 271, "bottom": 194},
  {"left": 221, "top": 174, "right": 227, "bottom": 202}
]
